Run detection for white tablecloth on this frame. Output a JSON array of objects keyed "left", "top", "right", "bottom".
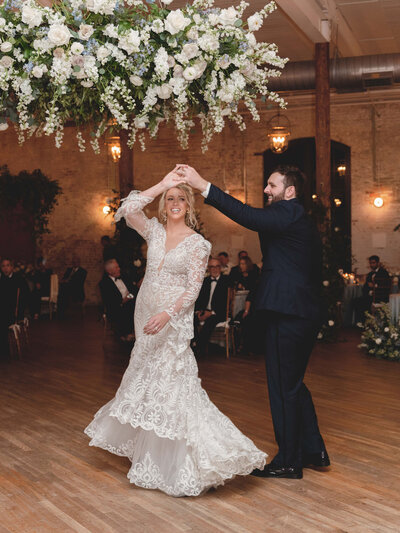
[
  {"left": 342, "top": 284, "right": 363, "bottom": 326},
  {"left": 233, "top": 290, "right": 249, "bottom": 318},
  {"left": 389, "top": 294, "right": 400, "bottom": 325}
]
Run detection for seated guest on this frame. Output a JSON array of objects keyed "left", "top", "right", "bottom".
[
  {"left": 99, "top": 259, "right": 137, "bottom": 342},
  {"left": 232, "top": 256, "right": 259, "bottom": 292},
  {"left": 57, "top": 257, "right": 87, "bottom": 318},
  {"left": 30, "top": 256, "right": 52, "bottom": 319},
  {"left": 217, "top": 252, "right": 233, "bottom": 275},
  {"left": 0, "top": 258, "right": 29, "bottom": 360},
  {"left": 234, "top": 287, "right": 264, "bottom": 356},
  {"left": 229, "top": 250, "right": 249, "bottom": 284},
  {"left": 354, "top": 255, "right": 391, "bottom": 323},
  {"left": 194, "top": 258, "right": 230, "bottom": 354}
]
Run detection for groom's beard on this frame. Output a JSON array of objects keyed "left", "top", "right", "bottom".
[{"left": 266, "top": 190, "right": 285, "bottom": 205}]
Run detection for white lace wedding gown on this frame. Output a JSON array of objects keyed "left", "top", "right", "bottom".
[{"left": 84, "top": 191, "right": 266, "bottom": 497}]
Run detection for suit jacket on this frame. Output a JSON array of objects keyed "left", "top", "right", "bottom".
[
  {"left": 61, "top": 266, "right": 87, "bottom": 302},
  {"left": 195, "top": 274, "right": 230, "bottom": 321},
  {"left": 205, "top": 185, "right": 322, "bottom": 320},
  {"left": 0, "top": 272, "right": 29, "bottom": 323},
  {"left": 99, "top": 273, "right": 137, "bottom": 321},
  {"left": 363, "top": 267, "right": 390, "bottom": 302}
]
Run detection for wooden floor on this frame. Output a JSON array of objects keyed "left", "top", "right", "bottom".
[{"left": 1, "top": 312, "right": 400, "bottom": 533}]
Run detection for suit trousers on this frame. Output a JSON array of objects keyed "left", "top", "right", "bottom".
[{"left": 264, "top": 311, "right": 327, "bottom": 469}]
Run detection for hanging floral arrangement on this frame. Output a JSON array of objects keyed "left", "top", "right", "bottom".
[{"left": 0, "top": 0, "right": 287, "bottom": 153}]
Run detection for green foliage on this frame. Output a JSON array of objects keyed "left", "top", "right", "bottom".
[
  {"left": 359, "top": 304, "right": 400, "bottom": 361},
  {"left": 0, "top": 165, "right": 62, "bottom": 240}
]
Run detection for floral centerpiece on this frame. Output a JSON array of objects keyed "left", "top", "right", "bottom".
[
  {"left": 359, "top": 304, "right": 400, "bottom": 361},
  {"left": 0, "top": 0, "right": 287, "bottom": 152}
]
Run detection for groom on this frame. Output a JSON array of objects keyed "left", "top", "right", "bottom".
[{"left": 176, "top": 164, "right": 329, "bottom": 479}]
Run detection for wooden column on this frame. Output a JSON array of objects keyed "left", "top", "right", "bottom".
[
  {"left": 118, "top": 130, "right": 134, "bottom": 197},
  {"left": 315, "top": 42, "right": 331, "bottom": 211}
]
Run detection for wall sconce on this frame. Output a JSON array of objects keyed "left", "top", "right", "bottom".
[
  {"left": 334, "top": 198, "right": 342, "bottom": 207},
  {"left": 267, "top": 111, "right": 291, "bottom": 154},
  {"left": 373, "top": 196, "right": 384, "bottom": 208},
  {"left": 337, "top": 165, "right": 346, "bottom": 176},
  {"left": 312, "top": 194, "right": 318, "bottom": 200},
  {"left": 103, "top": 205, "right": 111, "bottom": 215}
]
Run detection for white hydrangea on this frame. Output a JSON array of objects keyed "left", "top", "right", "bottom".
[
  {"left": 154, "top": 46, "right": 169, "bottom": 80},
  {"left": 103, "top": 24, "right": 118, "bottom": 39},
  {"left": 97, "top": 45, "right": 111, "bottom": 61},
  {"left": 118, "top": 29, "right": 141, "bottom": 54},
  {"left": 198, "top": 33, "right": 219, "bottom": 52},
  {"left": 85, "top": 0, "right": 117, "bottom": 16}
]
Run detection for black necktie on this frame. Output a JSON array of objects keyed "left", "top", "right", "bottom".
[
  {"left": 115, "top": 276, "right": 122, "bottom": 281},
  {"left": 210, "top": 278, "right": 217, "bottom": 282}
]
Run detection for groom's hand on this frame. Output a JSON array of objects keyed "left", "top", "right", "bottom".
[{"left": 175, "top": 165, "right": 209, "bottom": 193}]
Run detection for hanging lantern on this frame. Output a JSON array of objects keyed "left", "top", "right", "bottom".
[
  {"left": 334, "top": 198, "right": 342, "bottom": 207},
  {"left": 337, "top": 164, "right": 346, "bottom": 176},
  {"left": 266, "top": 111, "right": 291, "bottom": 154},
  {"left": 104, "top": 135, "right": 121, "bottom": 163}
]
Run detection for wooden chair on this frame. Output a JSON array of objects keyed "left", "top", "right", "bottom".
[
  {"left": 208, "top": 287, "right": 236, "bottom": 359},
  {"left": 8, "top": 290, "right": 29, "bottom": 359},
  {"left": 41, "top": 273, "right": 58, "bottom": 319}
]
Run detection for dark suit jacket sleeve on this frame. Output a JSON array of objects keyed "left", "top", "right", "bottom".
[{"left": 205, "top": 184, "right": 299, "bottom": 233}]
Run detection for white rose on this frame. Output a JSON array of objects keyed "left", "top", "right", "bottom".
[
  {"left": 182, "top": 66, "right": 197, "bottom": 81},
  {"left": 219, "top": 7, "right": 237, "bottom": 26},
  {"left": 173, "top": 64, "right": 183, "bottom": 78},
  {"left": 247, "top": 13, "right": 263, "bottom": 32},
  {"left": 164, "top": 10, "right": 190, "bottom": 35},
  {"left": 81, "top": 80, "right": 93, "bottom": 87},
  {"left": 198, "top": 33, "right": 219, "bottom": 52},
  {"left": 322, "top": 280, "right": 330, "bottom": 287},
  {"left": 328, "top": 320, "right": 335, "bottom": 326},
  {"left": 71, "top": 42, "right": 84, "bottom": 55},
  {"left": 53, "top": 47, "right": 65, "bottom": 58},
  {"left": 0, "top": 122, "right": 8, "bottom": 131},
  {"left": 186, "top": 28, "right": 198, "bottom": 40},
  {"left": 32, "top": 65, "right": 44, "bottom": 78},
  {"left": 167, "top": 55, "right": 176, "bottom": 68},
  {"left": 21, "top": 5, "right": 43, "bottom": 28},
  {"left": 208, "top": 13, "right": 219, "bottom": 26},
  {"left": 0, "top": 56, "right": 13, "bottom": 68},
  {"left": 193, "top": 59, "right": 207, "bottom": 78},
  {"left": 48, "top": 24, "right": 71, "bottom": 47},
  {"left": 118, "top": 29, "right": 141, "bottom": 54},
  {"left": 97, "top": 45, "right": 111, "bottom": 60},
  {"left": 156, "top": 83, "right": 173, "bottom": 99},
  {"left": 375, "top": 338, "right": 382, "bottom": 345},
  {"left": 182, "top": 43, "right": 199, "bottom": 60},
  {"left": 384, "top": 327, "right": 389, "bottom": 332},
  {"left": 151, "top": 19, "right": 164, "bottom": 34},
  {"left": 130, "top": 75, "right": 143, "bottom": 86},
  {"left": 217, "top": 57, "right": 230, "bottom": 69},
  {"left": 0, "top": 18, "right": 6, "bottom": 28},
  {"left": 78, "top": 24, "right": 94, "bottom": 41},
  {"left": 0, "top": 42, "right": 12, "bottom": 53}
]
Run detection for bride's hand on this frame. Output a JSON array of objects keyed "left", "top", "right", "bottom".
[
  {"left": 143, "top": 311, "right": 170, "bottom": 335},
  {"left": 161, "top": 166, "right": 184, "bottom": 191}
]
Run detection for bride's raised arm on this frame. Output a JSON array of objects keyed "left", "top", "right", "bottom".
[{"left": 114, "top": 166, "right": 181, "bottom": 240}]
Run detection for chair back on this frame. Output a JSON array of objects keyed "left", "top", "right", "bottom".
[{"left": 49, "top": 274, "right": 59, "bottom": 303}]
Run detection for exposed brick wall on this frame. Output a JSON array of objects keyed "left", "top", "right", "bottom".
[{"left": 1, "top": 100, "right": 399, "bottom": 303}]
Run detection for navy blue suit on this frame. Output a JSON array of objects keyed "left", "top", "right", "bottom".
[{"left": 205, "top": 185, "right": 327, "bottom": 468}]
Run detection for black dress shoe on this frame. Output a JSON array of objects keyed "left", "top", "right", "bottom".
[
  {"left": 251, "top": 464, "right": 303, "bottom": 479},
  {"left": 303, "top": 451, "right": 330, "bottom": 468}
]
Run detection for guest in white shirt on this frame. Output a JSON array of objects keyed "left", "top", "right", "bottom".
[
  {"left": 217, "top": 252, "right": 233, "bottom": 275},
  {"left": 99, "top": 259, "right": 137, "bottom": 342}
]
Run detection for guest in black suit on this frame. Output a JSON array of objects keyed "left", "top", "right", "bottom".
[
  {"left": 57, "top": 257, "right": 87, "bottom": 318},
  {"left": 30, "top": 256, "right": 52, "bottom": 319},
  {"left": 194, "top": 258, "right": 230, "bottom": 354},
  {"left": 99, "top": 258, "right": 137, "bottom": 341},
  {"left": 354, "top": 255, "right": 391, "bottom": 323},
  {"left": 0, "top": 258, "right": 29, "bottom": 359},
  {"left": 178, "top": 164, "right": 329, "bottom": 479}
]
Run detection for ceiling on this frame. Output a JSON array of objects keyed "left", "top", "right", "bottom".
[{"left": 173, "top": 0, "right": 400, "bottom": 61}]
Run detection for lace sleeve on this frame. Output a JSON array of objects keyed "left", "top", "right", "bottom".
[
  {"left": 165, "top": 238, "right": 211, "bottom": 318},
  {"left": 114, "top": 191, "right": 155, "bottom": 240}
]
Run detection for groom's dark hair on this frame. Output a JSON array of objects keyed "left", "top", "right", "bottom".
[{"left": 273, "top": 165, "right": 306, "bottom": 201}]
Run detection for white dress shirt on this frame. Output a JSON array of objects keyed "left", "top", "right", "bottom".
[{"left": 202, "top": 182, "right": 211, "bottom": 198}]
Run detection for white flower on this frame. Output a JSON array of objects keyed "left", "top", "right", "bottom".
[
  {"left": 129, "top": 75, "right": 143, "bottom": 86},
  {"left": 0, "top": 122, "right": 8, "bottom": 131},
  {"left": 186, "top": 28, "right": 198, "bottom": 40},
  {"left": 219, "top": 7, "right": 237, "bottom": 26},
  {"left": 156, "top": 83, "right": 173, "bottom": 99},
  {"left": 183, "top": 66, "right": 197, "bottom": 81},
  {"left": 53, "top": 47, "right": 65, "bottom": 58},
  {"left": 118, "top": 29, "right": 141, "bottom": 54},
  {"left": 198, "top": 33, "right": 219, "bottom": 52},
  {"left": 218, "top": 87, "right": 234, "bottom": 103},
  {"left": 182, "top": 43, "right": 199, "bottom": 60},
  {"left": 71, "top": 42, "right": 84, "bottom": 55},
  {"left": 0, "top": 56, "right": 13, "bottom": 68},
  {"left": 328, "top": 320, "right": 335, "bottom": 326},
  {"left": 151, "top": 19, "right": 164, "bottom": 34},
  {"left": 81, "top": 80, "right": 94, "bottom": 87},
  {"left": 173, "top": 64, "right": 183, "bottom": 78},
  {"left": 19, "top": 79, "right": 32, "bottom": 95},
  {"left": 193, "top": 59, "right": 207, "bottom": 78},
  {"left": 246, "top": 33, "right": 257, "bottom": 48},
  {"left": 86, "top": 0, "right": 117, "bottom": 16},
  {"left": 33, "top": 39, "right": 51, "bottom": 52},
  {"left": 97, "top": 45, "right": 111, "bottom": 61},
  {"left": 32, "top": 65, "right": 44, "bottom": 78},
  {"left": 78, "top": 24, "right": 94, "bottom": 41},
  {"left": 164, "top": 10, "right": 190, "bottom": 35},
  {"left": 248, "top": 13, "right": 263, "bottom": 32},
  {"left": 217, "top": 56, "right": 230, "bottom": 69},
  {"left": 48, "top": 24, "right": 71, "bottom": 47},
  {"left": 0, "top": 18, "right": 6, "bottom": 28},
  {"left": 0, "top": 42, "right": 12, "bottom": 53},
  {"left": 21, "top": 5, "right": 43, "bottom": 29},
  {"left": 161, "top": 0, "right": 174, "bottom": 5},
  {"left": 384, "top": 327, "right": 390, "bottom": 332},
  {"left": 167, "top": 55, "right": 176, "bottom": 68},
  {"left": 208, "top": 13, "right": 219, "bottom": 26},
  {"left": 134, "top": 116, "right": 148, "bottom": 128},
  {"left": 103, "top": 24, "right": 118, "bottom": 39},
  {"left": 322, "top": 280, "right": 330, "bottom": 287},
  {"left": 356, "top": 322, "right": 363, "bottom": 328},
  {"left": 375, "top": 338, "right": 382, "bottom": 345}
]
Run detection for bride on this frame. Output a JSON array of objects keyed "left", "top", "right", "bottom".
[{"left": 84, "top": 167, "right": 267, "bottom": 497}]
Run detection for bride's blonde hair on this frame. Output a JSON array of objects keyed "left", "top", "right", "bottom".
[{"left": 158, "top": 184, "right": 198, "bottom": 230}]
